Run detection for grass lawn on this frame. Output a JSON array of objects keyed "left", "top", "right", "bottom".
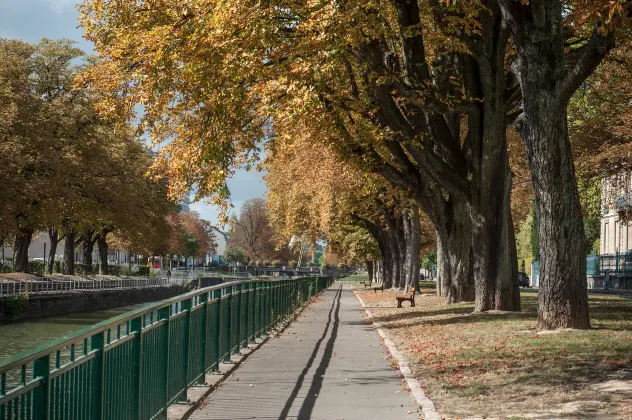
[{"left": 356, "top": 285, "right": 632, "bottom": 419}]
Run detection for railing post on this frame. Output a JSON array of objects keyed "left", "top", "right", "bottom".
[
  {"left": 91, "top": 331, "right": 106, "bottom": 420},
  {"left": 233, "top": 284, "right": 241, "bottom": 354},
  {"left": 200, "top": 291, "right": 209, "bottom": 383},
  {"left": 32, "top": 354, "right": 50, "bottom": 420},
  {"left": 131, "top": 316, "right": 143, "bottom": 420},
  {"left": 161, "top": 305, "right": 171, "bottom": 418},
  {"left": 214, "top": 289, "right": 223, "bottom": 367},
  {"left": 179, "top": 298, "right": 192, "bottom": 402}
]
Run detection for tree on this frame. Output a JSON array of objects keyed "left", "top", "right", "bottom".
[
  {"left": 79, "top": 0, "right": 632, "bottom": 326},
  {"left": 230, "top": 198, "right": 280, "bottom": 263},
  {"left": 223, "top": 246, "right": 250, "bottom": 267},
  {"left": 497, "top": 0, "right": 632, "bottom": 329},
  {"left": 78, "top": 0, "right": 518, "bottom": 311},
  {"left": 0, "top": 38, "right": 179, "bottom": 275}
]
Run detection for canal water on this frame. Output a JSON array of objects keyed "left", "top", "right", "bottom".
[{"left": 0, "top": 304, "right": 147, "bottom": 361}]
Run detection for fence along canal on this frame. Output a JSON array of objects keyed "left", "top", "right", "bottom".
[{"left": 0, "top": 276, "right": 333, "bottom": 420}]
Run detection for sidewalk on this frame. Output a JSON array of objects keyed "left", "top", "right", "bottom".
[{"left": 189, "top": 284, "right": 419, "bottom": 420}]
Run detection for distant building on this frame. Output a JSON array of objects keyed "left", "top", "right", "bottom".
[
  {"left": 1, "top": 233, "right": 136, "bottom": 267},
  {"left": 179, "top": 193, "right": 192, "bottom": 212},
  {"left": 205, "top": 226, "right": 228, "bottom": 264},
  {"left": 601, "top": 173, "right": 632, "bottom": 255}
]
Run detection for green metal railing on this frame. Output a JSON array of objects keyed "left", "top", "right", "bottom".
[{"left": 0, "top": 276, "right": 333, "bottom": 420}]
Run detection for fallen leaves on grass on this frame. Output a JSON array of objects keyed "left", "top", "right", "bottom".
[{"left": 357, "top": 289, "right": 632, "bottom": 419}]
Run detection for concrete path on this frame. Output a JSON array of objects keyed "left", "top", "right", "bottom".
[{"left": 189, "top": 284, "right": 419, "bottom": 420}]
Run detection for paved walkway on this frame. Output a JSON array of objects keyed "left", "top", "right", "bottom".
[{"left": 190, "top": 284, "right": 419, "bottom": 420}]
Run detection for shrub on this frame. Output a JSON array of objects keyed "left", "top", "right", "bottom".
[
  {"left": 6, "top": 293, "right": 29, "bottom": 319},
  {"left": 136, "top": 266, "right": 150, "bottom": 276},
  {"left": 75, "top": 263, "right": 88, "bottom": 276},
  {"left": 0, "top": 261, "right": 13, "bottom": 273},
  {"left": 53, "top": 261, "right": 62, "bottom": 273},
  {"left": 27, "top": 260, "right": 45, "bottom": 276},
  {"left": 108, "top": 265, "right": 121, "bottom": 276}
]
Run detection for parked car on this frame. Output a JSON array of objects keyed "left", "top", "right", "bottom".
[{"left": 517, "top": 272, "right": 530, "bottom": 287}]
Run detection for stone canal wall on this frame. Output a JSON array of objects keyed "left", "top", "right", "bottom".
[{"left": 0, "top": 284, "right": 192, "bottom": 323}]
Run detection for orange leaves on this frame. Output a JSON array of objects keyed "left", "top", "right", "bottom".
[{"left": 569, "top": 0, "right": 631, "bottom": 34}]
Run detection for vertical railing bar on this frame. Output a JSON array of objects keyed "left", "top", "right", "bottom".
[
  {"left": 162, "top": 304, "right": 171, "bottom": 417},
  {"left": 200, "top": 292, "right": 209, "bottom": 383}
]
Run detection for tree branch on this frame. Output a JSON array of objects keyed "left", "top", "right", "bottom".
[{"left": 558, "top": 27, "right": 615, "bottom": 104}]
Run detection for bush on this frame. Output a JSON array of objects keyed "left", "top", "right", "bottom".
[
  {"left": 27, "top": 260, "right": 45, "bottom": 276},
  {"left": 75, "top": 263, "right": 88, "bottom": 276},
  {"left": 209, "top": 261, "right": 220, "bottom": 268},
  {"left": 108, "top": 265, "right": 121, "bottom": 276},
  {"left": 136, "top": 266, "right": 150, "bottom": 276},
  {"left": 54, "top": 261, "right": 62, "bottom": 273},
  {"left": 74, "top": 263, "right": 100, "bottom": 276},
  {"left": 0, "top": 261, "right": 13, "bottom": 273},
  {"left": 6, "top": 293, "right": 29, "bottom": 320}
]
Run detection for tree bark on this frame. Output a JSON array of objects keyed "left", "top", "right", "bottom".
[
  {"left": 63, "top": 230, "right": 77, "bottom": 275},
  {"left": 366, "top": 260, "right": 374, "bottom": 284},
  {"left": 380, "top": 234, "right": 394, "bottom": 289},
  {"left": 426, "top": 201, "right": 473, "bottom": 304},
  {"left": 14, "top": 227, "right": 33, "bottom": 273},
  {"left": 519, "top": 112, "right": 589, "bottom": 329},
  {"left": 403, "top": 205, "right": 421, "bottom": 291},
  {"left": 435, "top": 231, "right": 445, "bottom": 297},
  {"left": 434, "top": 200, "right": 475, "bottom": 304},
  {"left": 97, "top": 233, "right": 109, "bottom": 275},
  {"left": 82, "top": 229, "right": 96, "bottom": 273},
  {"left": 47, "top": 228, "right": 61, "bottom": 275}
]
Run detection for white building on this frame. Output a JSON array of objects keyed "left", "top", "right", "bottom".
[
  {"left": 205, "top": 226, "right": 228, "bottom": 264},
  {"left": 1, "top": 232, "right": 135, "bottom": 267},
  {"left": 600, "top": 173, "right": 632, "bottom": 255}
]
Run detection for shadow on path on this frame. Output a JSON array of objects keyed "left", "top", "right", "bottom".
[{"left": 278, "top": 285, "right": 342, "bottom": 420}]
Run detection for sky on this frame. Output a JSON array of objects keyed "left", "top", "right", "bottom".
[{"left": 0, "top": 0, "right": 268, "bottom": 226}]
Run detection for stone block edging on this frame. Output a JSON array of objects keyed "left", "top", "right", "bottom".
[{"left": 354, "top": 291, "right": 441, "bottom": 420}]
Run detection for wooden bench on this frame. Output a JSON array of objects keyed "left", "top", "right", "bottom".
[
  {"left": 373, "top": 284, "right": 384, "bottom": 293},
  {"left": 396, "top": 287, "right": 416, "bottom": 307},
  {"left": 362, "top": 281, "right": 372, "bottom": 287}
]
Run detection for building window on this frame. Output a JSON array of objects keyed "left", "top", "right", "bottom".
[{"left": 604, "top": 222, "right": 609, "bottom": 254}]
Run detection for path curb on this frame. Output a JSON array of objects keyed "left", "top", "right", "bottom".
[{"left": 354, "top": 291, "right": 441, "bottom": 420}]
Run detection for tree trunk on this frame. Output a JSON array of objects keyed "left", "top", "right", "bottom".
[
  {"left": 403, "top": 205, "right": 421, "bottom": 291},
  {"left": 97, "top": 232, "right": 109, "bottom": 275},
  {"left": 436, "top": 201, "right": 475, "bottom": 304},
  {"left": 63, "top": 230, "right": 77, "bottom": 275},
  {"left": 468, "top": 119, "right": 520, "bottom": 312},
  {"left": 47, "top": 228, "right": 60, "bottom": 275},
  {"left": 82, "top": 229, "right": 96, "bottom": 273},
  {"left": 375, "top": 261, "right": 382, "bottom": 284},
  {"left": 366, "top": 260, "right": 374, "bottom": 284},
  {"left": 380, "top": 239, "right": 393, "bottom": 289},
  {"left": 500, "top": 0, "right": 599, "bottom": 329},
  {"left": 14, "top": 227, "right": 33, "bottom": 273},
  {"left": 519, "top": 112, "right": 589, "bottom": 329},
  {"left": 435, "top": 231, "right": 445, "bottom": 297}
]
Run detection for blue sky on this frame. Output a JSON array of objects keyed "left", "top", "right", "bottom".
[{"left": 0, "top": 0, "right": 267, "bottom": 226}]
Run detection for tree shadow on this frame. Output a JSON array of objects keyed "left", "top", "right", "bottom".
[{"left": 278, "top": 285, "right": 342, "bottom": 420}]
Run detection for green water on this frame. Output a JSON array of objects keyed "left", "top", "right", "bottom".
[{"left": 0, "top": 304, "right": 147, "bottom": 361}]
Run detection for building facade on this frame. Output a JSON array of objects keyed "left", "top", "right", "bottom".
[
  {"left": 600, "top": 173, "right": 632, "bottom": 255},
  {"left": 205, "top": 226, "right": 228, "bottom": 264}
]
